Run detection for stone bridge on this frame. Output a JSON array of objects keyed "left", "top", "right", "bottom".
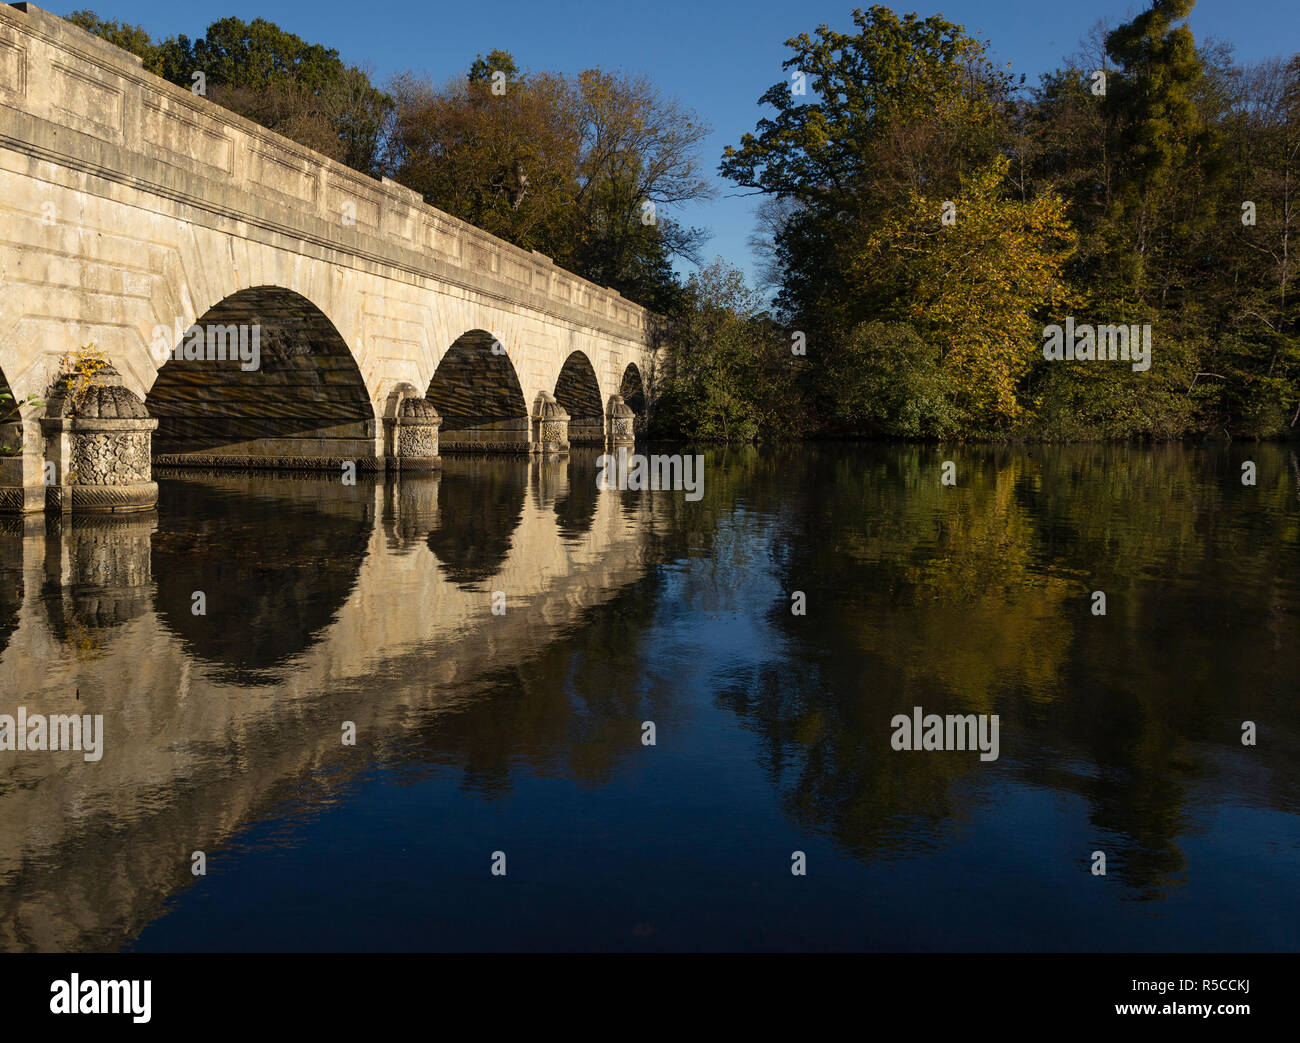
[{"left": 0, "top": 3, "right": 653, "bottom": 513}]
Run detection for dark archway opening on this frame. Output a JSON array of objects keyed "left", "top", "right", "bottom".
[
  {"left": 147, "top": 287, "right": 374, "bottom": 469},
  {"left": 554, "top": 351, "right": 604, "bottom": 445},
  {"left": 620, "top": 363, "right": 647, "bottom": 439},
  {"left": 0, "top": 362, "right": 25, "bottom": 507},
  {"left": 0, "top": 364, "right": 26, "bottom": 653},
  {"left": 0, "top": 363, "right": 21, "bottom": 457},
  {"left": 426, "top": 331, "right": 529, "bottom": 453}
]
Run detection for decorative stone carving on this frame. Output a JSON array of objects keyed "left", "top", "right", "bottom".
[
  {"left": 384, "top": 395, "right": 442, "bottom": 471},
  {"left": 605, "top": 394, "right": 636, "bottom": 447},
  {"left": 40, "top": 364, "right": 158, "bottom": 512},
  {"left": 532, "top": 391, "right": 570, "bottom": 455}
]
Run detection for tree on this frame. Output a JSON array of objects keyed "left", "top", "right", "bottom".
[
  {"left": 1214, "top": 55, "right": 1300, "bottom": 432},
  {"left": 468, "top": 50, "right": 521, "bottom": 87},
  {"left": 568, "top": 69, "right": 712, "bottom": 305},
  {"left": 720, "top": 6, "right": 1014, "bottom": 339},
  {"left": 387, "top": 57, "right": 712, "bottom": 309},
  {"left": 822, "top": 322, "right": 957, "bottom": 438},
  {"left": 1103, "top": 0, "right": 1219, "bottom": 297},
  {"left": 656, "top": 260, "right": 773, "bottom": 442},
  {"left": 65, "top": 10, "right": 166, "bottom": 73},
  {"left": 67, "top": 12, "right": 392, "bottom": 175},
  {"left": 386, "top": 66, "right": 581, "bottom": 249},
  {"left": 853, "top": 156, "right": 1077, "bottom": 430}
]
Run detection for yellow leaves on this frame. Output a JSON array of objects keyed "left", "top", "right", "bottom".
[
  {"left": 56, "top": 344, "right": 113, "bottom": 418},
  {"left": 853, "top": 157, "right": 1078, "bottom": 427}
]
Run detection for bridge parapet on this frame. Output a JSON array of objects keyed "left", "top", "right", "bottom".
[{"left": 0, "top": 3, "right": 648, "bottom": 342}]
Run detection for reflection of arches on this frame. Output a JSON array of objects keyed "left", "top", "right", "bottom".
[
  {"left": 426, "top": 457, "right": 526, "bottom": 586},
  {"left": 554, "top": 352, "right": 604, "bottom": 445},
  {"left": 555, "top": 449, "right": 600, "bottom": 540},
  {"left": 152, "top": 478, "right": 370, "bottom": 684},
  {"left": 426, "top": 331, "right": 529, "bottom": 453},
  {"left": 620, "top": 363, "right": 647, "bottom": 439},
  {"left": 146, "top": 287, "right": 375, "bottom": 469}
]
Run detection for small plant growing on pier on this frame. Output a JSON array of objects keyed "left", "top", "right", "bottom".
[{"left": 56, "top": 344, "right": 113, "bottom": 418}]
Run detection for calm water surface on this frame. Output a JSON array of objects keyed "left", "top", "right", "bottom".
[{"left": 1, "top": 445, "right": 1298, "bottom": 951}]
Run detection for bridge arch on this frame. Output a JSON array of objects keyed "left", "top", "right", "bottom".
[
  {"left": 146, "top": 286, "right": 376, "bottom": 470},
  {"left": 0, "top": 361, "right": 23, "bottom": 647},
  {"left": 554, "top": 351, "right": 604, "bottom": 445},
  {"left": 426, "top": 330, "right": 530, "bottom": 453},
  {"left": 0, "top": 364, "right": 22, "bottom": 494},
  {"left": 620, "top": 363, "right": 647, "bottom": 438}
]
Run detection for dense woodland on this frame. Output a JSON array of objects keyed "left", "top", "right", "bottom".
[{"left": 64, "top": 2, "right": 1300, "bottom": 444}]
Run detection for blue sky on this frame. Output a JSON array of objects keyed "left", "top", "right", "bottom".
[{"left": 60, "top": 1, "right": 1300, "bottom": 286}]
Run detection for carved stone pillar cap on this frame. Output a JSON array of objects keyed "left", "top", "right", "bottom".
[
  {"left": 45, "top": 365, "right": 150, "bottom": 420},
  {"left": 533, "top": 391, "right": 570, "bottom": 421},
  {"left": 397, "top": 397, "right": 442, "bottom": 423}
]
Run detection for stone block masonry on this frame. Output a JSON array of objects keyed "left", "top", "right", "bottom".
[{"left": 0, "top": 3, "right": 652, "bottom": 509}]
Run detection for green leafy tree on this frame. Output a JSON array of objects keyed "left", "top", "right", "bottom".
[
  {"left": 721, "top": 6, "right": 1013, "bottom": 327},
  {"left": 852, "top": 156, "right": 1077, "bottom": 430},
  {"left": 1100, "top": 0, "right": 1223, "bottom": 307},
  {"left": 656, "top": 260, "right": 773, "bottom": 442},
  {"left": 67, "top": 12, "right": 391, "bottom": 174}
]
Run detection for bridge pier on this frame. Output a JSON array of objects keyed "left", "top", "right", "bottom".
[
  {"left": 532, "top": 392, "right": 570, "bottom": 455},
  {"left": 384, "top": 396, "right": 442, "bottom": 472},
  {"left": 40, "top": 365, "right": 158, "bottom": 514},
  {"left": 606, "top": 395, "right": 636, "bottom": 448}
]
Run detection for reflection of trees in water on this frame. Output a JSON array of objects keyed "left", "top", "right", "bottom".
[
  {"left": 152, "top": 479, "right": 370, "bottom": 684},
  {"left": 427, "top": 457, "right": 526, "bottom": 586},
  {"left": 701, "top": 445, "right": 1300, "bottom": 898}
]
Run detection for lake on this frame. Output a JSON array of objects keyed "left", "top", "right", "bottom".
[{"left": 1, "top": 444, "right": 1297, "bottom": 951}]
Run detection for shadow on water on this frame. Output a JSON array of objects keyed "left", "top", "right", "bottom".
[{"left": 553, "top": 448, "right": 601, "bottom": 541}]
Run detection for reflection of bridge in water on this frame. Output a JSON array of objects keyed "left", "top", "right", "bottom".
[{"left": 0, "top": 453, "right": 659, "bottom": 951}]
